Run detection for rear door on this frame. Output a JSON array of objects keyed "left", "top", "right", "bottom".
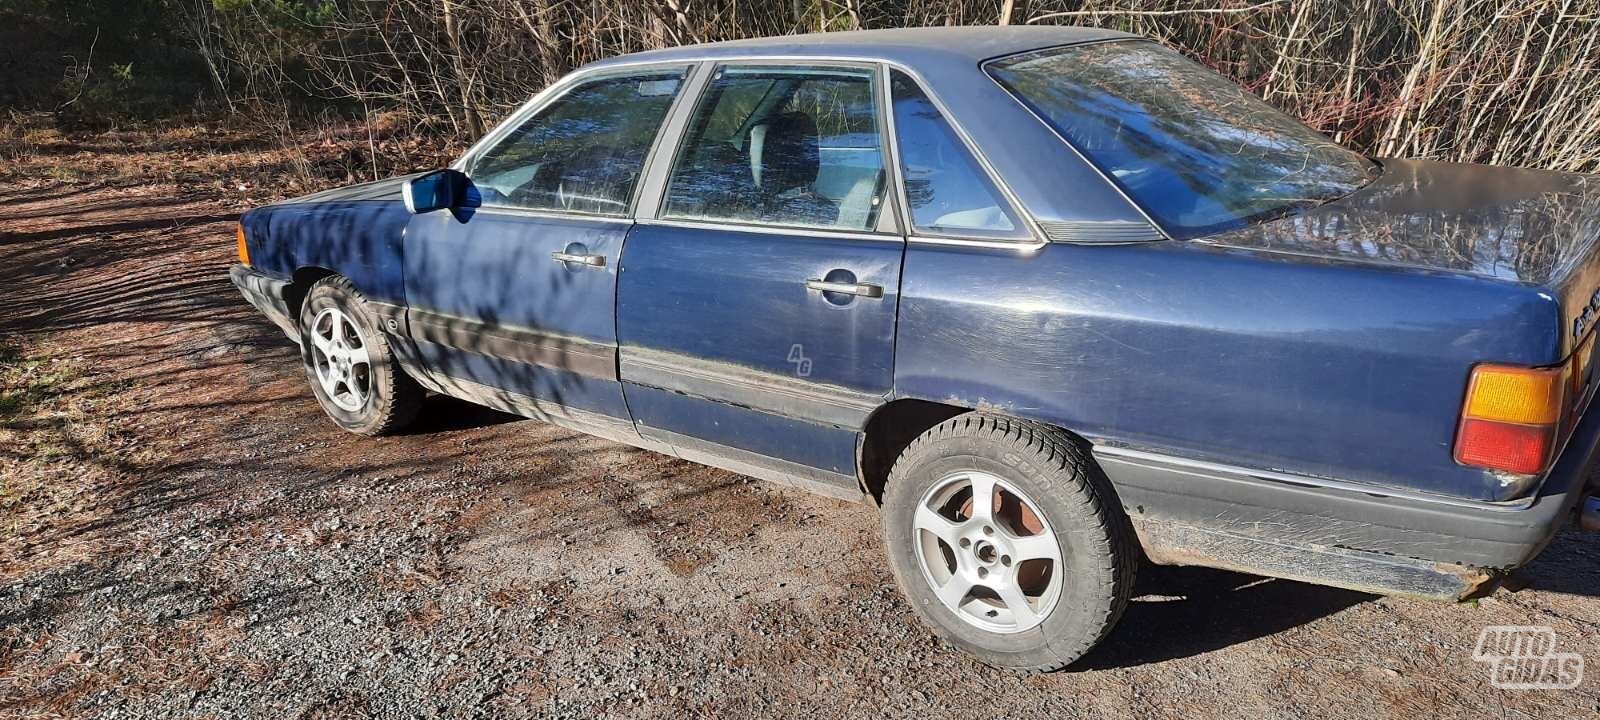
[
  {"left": 403, "top": 66, "right": 690, "bottom": 434},
  {"left": 617, "top": 62, "right": 903, "bottom": 497}
]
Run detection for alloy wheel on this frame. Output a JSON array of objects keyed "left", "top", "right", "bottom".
[
  {"left": 308, "top": 306, "right": 372, "bottom": 412},
  {"left": 912, "top": 470, "right": 1065, "bottom": 633}
]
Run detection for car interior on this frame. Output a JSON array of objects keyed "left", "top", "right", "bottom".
[
  {"left": 470, "top": 74, "right": 683, "bottom": 215},
  {"left": 470, "top": 70, "right": 887, "bottom": 230},
  {"left": 664, "top": 73, "right": 886, "bottom": 231}
]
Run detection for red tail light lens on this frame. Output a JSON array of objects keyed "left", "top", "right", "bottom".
[
  {"left": 1455, "top": 418, "right": 1552, "bottom": 475},
  {"left": 1454, "top": 364, "right": 1567, "bottom": 475}
]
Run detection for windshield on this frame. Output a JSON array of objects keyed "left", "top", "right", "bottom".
[{"left": 987, "top": 41, "right": 1379, "bottom": 239}]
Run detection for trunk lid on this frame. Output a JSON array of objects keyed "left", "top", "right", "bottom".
[{"left": 1202, "top": 158, "right": 1600, "bottom": 361}]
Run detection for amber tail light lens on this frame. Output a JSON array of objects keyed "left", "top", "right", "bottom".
[
  {"left": 1454, "top": 364, "right": 1567, "bottom": 475},
  {"left": 236, "top": 222, "right": 251, "bottom": 267}
]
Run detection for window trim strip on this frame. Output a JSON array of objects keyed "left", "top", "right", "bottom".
[
  {"left": 646, "top": 58, "right": 893, "bottom": 235},
  {"left": 632, "top": 61, "right": 718, "bottom": 221},
  {"left": 446, "top": 52, "right": 1076, "bottom": 249},
  {"left": 634, "top": 217, "right": 901, "bottom": 243},
  {"left": 878, "top": 66, "right": 1040, "bottom": 246},
  {"left": 451, "top": 61, "right": 696, "bottom": 219}
]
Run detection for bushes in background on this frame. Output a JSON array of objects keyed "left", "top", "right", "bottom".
[{"left": 1, "top": 1, "right": 1597, "bottom": 172}]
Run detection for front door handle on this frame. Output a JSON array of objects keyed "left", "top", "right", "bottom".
[
  {"left": 805, "top": 278, "right": 883, "bottom": 298},
  {"left": 551, "top": 251, "right": 606, "bottom": 267}
]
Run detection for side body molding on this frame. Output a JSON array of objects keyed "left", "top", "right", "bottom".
[
  {"left": 408, "top": 309, "right": 618, "bottom": 382},
  {"left": 618, "top": 346, "right": 880, "bottom": 429}
]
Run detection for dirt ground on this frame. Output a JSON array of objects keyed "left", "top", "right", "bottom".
[{"left": 1, "top": 131, "right": 1598, "bottom": 719}]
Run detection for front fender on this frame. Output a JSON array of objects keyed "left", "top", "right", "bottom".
[{"left": 243, "top": 198, "right": 412, "bottom": 306}]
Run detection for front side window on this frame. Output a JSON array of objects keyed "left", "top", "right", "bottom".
[
  {"left": 662, "top": 65, "right": 885, "bottom": 231},
  {"left": 889, "top": 71, "right": 1022, "bottom": 237},
  {"left": 988, "top": 41, "right": 1379, "bottom": 239},
  {"left": 469, "top": 69, "right": 685, "bottom": 215}
]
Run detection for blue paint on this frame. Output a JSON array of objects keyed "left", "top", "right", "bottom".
[
  {"left": 242, "top": 199, "right": 412, "bottom": 304},
  {"left": 616, "top": 223, "right": 902, "bottom": 395},
  {"left": 403, "top": 210, "right": 627, "bottom": 342},
  {"left": 402, "top": 208, "right": 632, "bottom": 415},
  {"left": 235, "top": 27, "right": 1600, "bottom": 508},
  {"left": 626, "top": 384, "right": 858, "bottom": 475},
  {"left": 615, "top": 222, "right": 902, "bottom": 460},
  {"left": 411, "top": 340, "right": 632, "bottom": 419},
  {"left": 894, "top": 239, "right": 1562, "bottom": 502}
]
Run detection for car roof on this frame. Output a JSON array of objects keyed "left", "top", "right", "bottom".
[{"left": 580, "top": 26, "right": 1136, "bottom": 71}]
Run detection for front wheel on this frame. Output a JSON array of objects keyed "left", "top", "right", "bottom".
[
  {"left": 298, "top": 276, "right": 423, "bottom": 436},
  {"left": 881, "top": 414, "right": 1136, "bottom": 671}
]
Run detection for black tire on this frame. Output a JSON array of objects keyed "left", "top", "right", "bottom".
[
  {"left": 881, "top": 413, "right": 1136, "bottom": 671},
  {"left": 298, "top": 276, "right": 423, "bottom": 436}
]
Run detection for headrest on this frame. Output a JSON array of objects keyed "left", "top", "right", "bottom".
[{"left": 748, "top": 111, "right": 820, "bottom": 196}]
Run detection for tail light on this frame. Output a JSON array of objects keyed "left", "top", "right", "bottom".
[
  {"left": 1455, "top": 364, "right": 1567, "bottom": 475},
  {"left": 236, "top": 222, "right": 251, "bottom": 267}
]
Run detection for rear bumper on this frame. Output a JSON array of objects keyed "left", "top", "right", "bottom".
[
  {"left": 1095, "top": 402, "right": 1600, "bottom": 599},
  {"left": 229, "top": 264, "right": 299, "bottom": 342}
]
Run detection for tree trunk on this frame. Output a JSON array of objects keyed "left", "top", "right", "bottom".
[{"left": 441, "top": 0, "right": 484, "bottom": 137}]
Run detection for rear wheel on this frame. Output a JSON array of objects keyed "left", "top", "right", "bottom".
[
  {"left": 881, "top": 414, "right": 1136, "bottom": 671},
  {"left": 298, "top": 276, "right": 422, "bottom": 436}
]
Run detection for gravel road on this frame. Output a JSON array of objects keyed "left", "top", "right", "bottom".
[{"left": 2, "top": 151, "right": 1598, "bottom": 719}]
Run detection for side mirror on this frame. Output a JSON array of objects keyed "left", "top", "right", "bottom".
[{"left": 402, "top": 169, "right": 470, "bottom": 214}]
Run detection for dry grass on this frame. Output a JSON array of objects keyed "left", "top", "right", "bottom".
[
  {"left": 0, "top": 112, "right": 458, "bottom": 201},
  {"left": 1063, "top": 0, "right": 1600, "bottom": 172},
  {"left": 0, "top": 339, "right": 151, "bottom": 581}
]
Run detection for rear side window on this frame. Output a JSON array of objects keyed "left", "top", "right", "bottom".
[
  {"left": 889, "top": 71, "right": 1022, "bottom": 237},
  {"left": 469, "top": 69, "right": 685, "bottom": 215},
  {"left": 987, "top": 41, "right": 1378, "bottom": 239},
  {"left": 662, "top": 65, "right": 886, "bottom": 231}
]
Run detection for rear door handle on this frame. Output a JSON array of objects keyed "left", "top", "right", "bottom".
[
  {"left": 806, "top": 279, "right": 883, "bottom": 298},
  {"left": 551, "top": 251, "right": 606, "bottom": 267}
]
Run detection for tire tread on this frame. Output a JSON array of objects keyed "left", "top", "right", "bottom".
[
  {"left": 302, "top": 276, "right": 423, "bottom": 436},
  {"left": 884, "top": 412, "right": 1136, "bottom": 672}
]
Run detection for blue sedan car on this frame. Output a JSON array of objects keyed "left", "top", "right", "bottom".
[{"left": 230, "top": 27, "right": 1600, "bottom": 669}]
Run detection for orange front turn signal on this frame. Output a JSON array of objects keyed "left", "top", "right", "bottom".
[
  {"left": 236, "top": 222, "right": 251, "bottom": 267},
  {"left": 1455, "top": 363, "right": 1567, "bottom": 475}
]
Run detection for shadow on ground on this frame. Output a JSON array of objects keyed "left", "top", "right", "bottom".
[
  {"left": 1080, "top": 565, "right": 1374, "bottom": 669},
  {"left": 402, "top": 395, "right": 524, "bottom": 435},
  {"left": 3, "top": 175, "right": 1598, "bottom": 718}
]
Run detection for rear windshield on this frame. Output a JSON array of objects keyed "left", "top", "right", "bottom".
[{"left": 987, "top": 41, "right": 1379, "bottom": 239}]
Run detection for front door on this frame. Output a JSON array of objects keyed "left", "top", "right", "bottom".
[
  {"left": 403, "top": 66, "right": 690, "bottom": 433},
  {"left": 617, "top": 63, "right": 902, "bottom": 497}
]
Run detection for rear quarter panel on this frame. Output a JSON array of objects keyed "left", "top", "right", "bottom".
[{"left": 895, "top": 239, "right": 1563, "bottom": 502}]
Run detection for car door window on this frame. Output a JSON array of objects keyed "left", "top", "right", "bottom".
[
  {"left": 889, "top": 71, "right": 1022, "bottom": 237},
  {"left": 469, "top": 69, "right": 685, "bottom": 215},
  {"left": 662, "top": 65, "right": 885, "bottom": 231}
]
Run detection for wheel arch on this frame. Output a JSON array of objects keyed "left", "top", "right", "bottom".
[
  {"left": 284, "top": 265, "right": 340, "bottom": 320},
  {"left": 858, "top": 398, "right": 1108, "bottom": 505},
  {"left": 859, "top": 399, "right": 971, "bottom": 504}
]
